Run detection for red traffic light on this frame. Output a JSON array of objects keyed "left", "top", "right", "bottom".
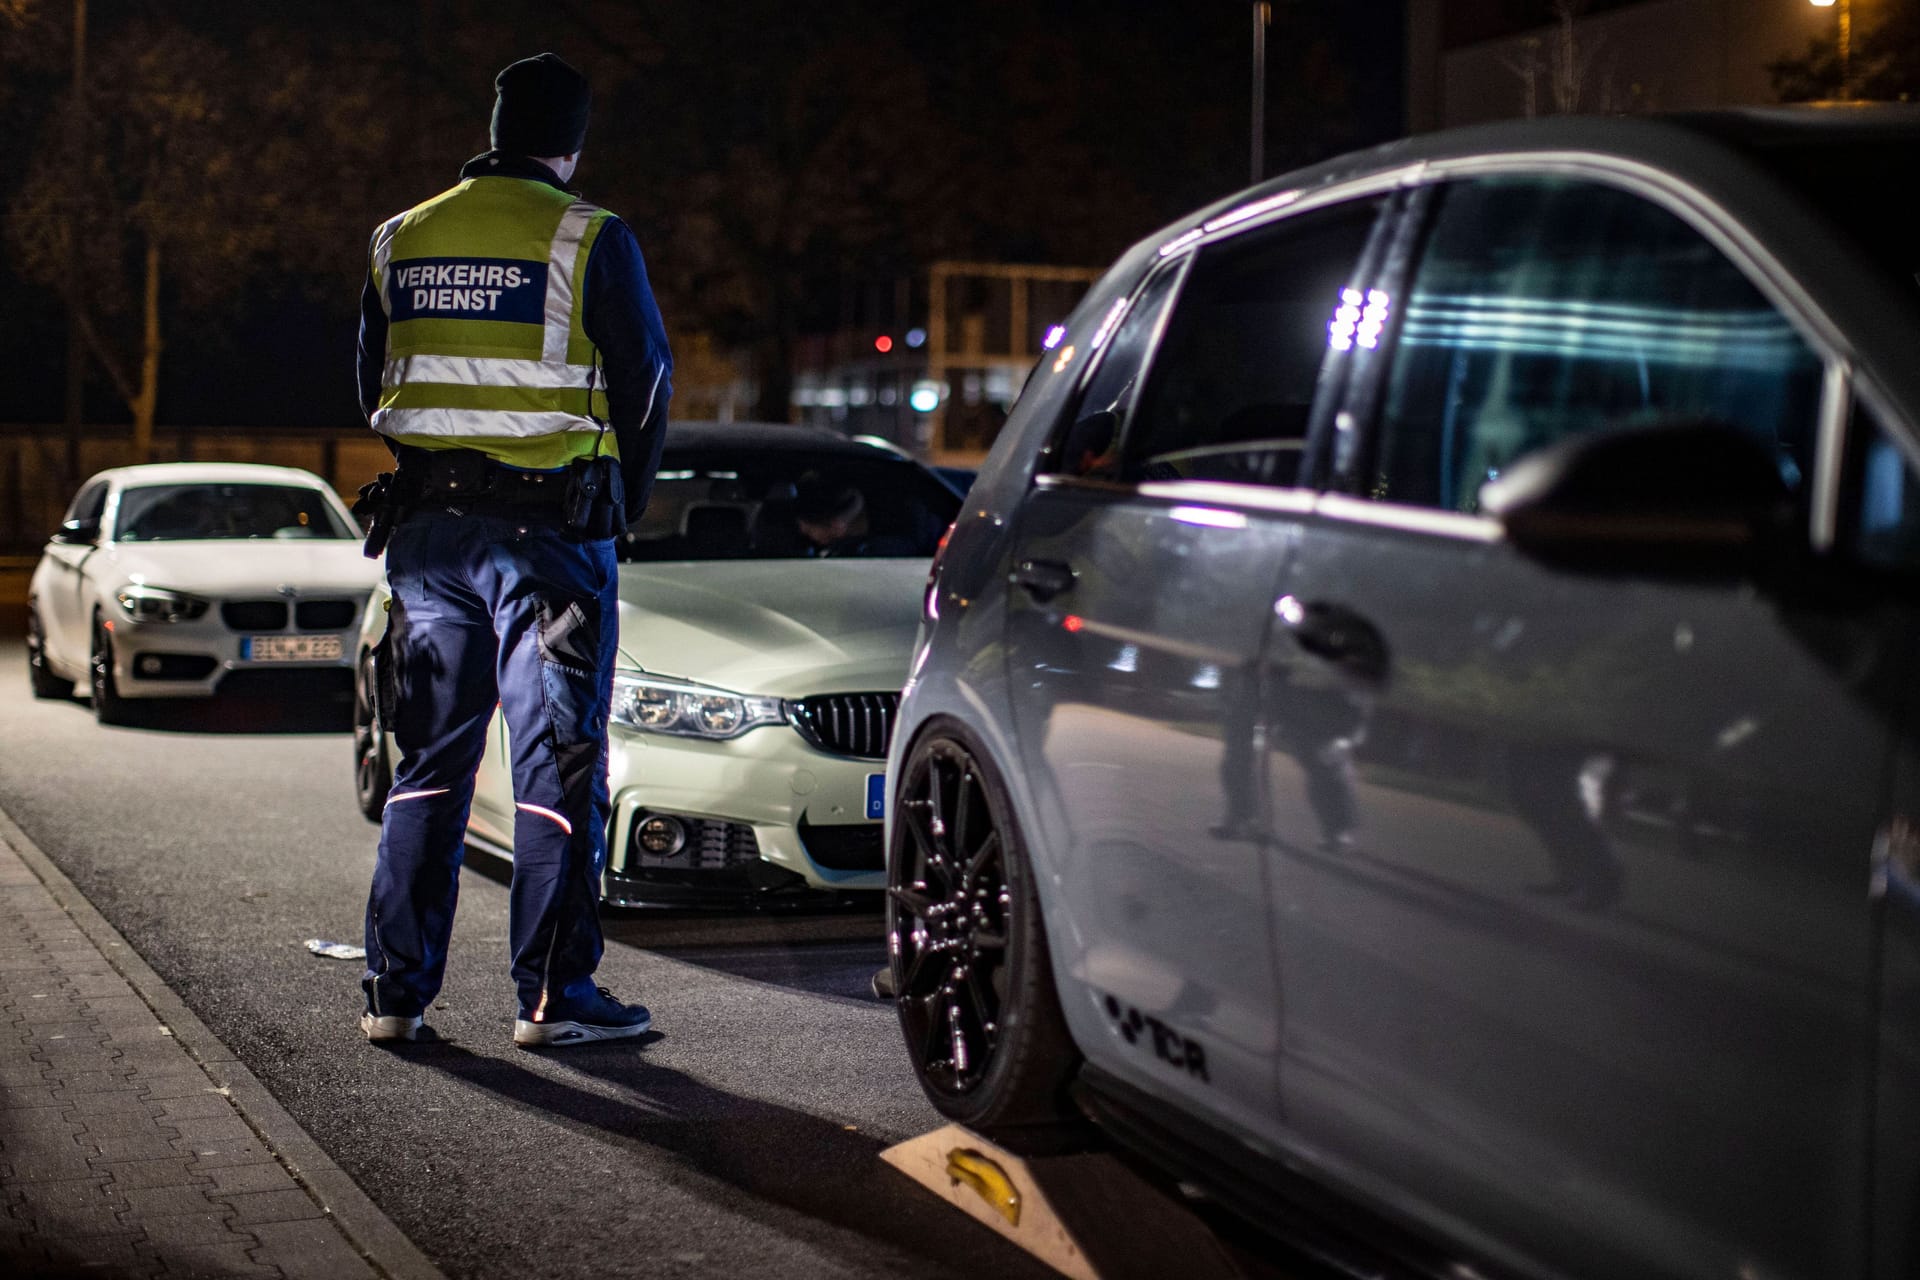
[{"left": 874, "top": 335, "right": 894, "bottom": 353}]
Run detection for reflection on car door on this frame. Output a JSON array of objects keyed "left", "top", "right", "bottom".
[
  {"left": 1265, "top": 174, "right": 1897, "bottom": 1278},
  {"left": 1002, "top": 198, "right": 1386, "bottom": 1148}
]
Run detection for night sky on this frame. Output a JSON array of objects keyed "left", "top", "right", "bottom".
[{"left": 0, "top": 2, "right": 1406, "bottom": 430}]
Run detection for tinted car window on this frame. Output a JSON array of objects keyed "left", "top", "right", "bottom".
[
  {"left": 619, "top": 448, "right": 960, "bottom": 561},
  {"left": 1044, "top": 266, "right": 1185, "bottom": 480},
  {"left": 1372, "top": 176, "right": 1824, "bottom": 514},
  {"left": 1849, "top": 399, "right": 1920, "bottom": 570},
  {"left": 115, "top": 484, "right": 355, "bottom": 541},
  {"left": 1125, "top": 199, "right": 1385, "bottom": 487}
]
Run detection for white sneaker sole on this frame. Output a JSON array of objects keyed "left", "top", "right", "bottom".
[
  {"left": 513, "top": 1012, "right": 652, "bottom": 1047},
  {"left": 361, "top": 1012, "right": 423, "bottom": 1042}
]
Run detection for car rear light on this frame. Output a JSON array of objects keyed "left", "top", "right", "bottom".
[{"left": 925, "top": 521, "right": 956, "bottom": 620}]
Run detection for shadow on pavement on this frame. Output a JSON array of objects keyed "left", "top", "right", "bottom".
[
  {"left": 42, "top": 685, "right": 352, "bottom": 735},
  {"left": 457, "top": 843, "right": 889, "bottom": 1004},
  {"left": 393, "top": 1041, "right": 1054, "bottom": 1278}
]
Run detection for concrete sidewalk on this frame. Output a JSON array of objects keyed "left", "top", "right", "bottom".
[{"left": 0, "top": 809, "right": 442, "bottom": 1280}]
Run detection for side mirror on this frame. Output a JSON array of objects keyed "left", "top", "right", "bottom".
[
  {"left": 52, "top": 516, "right": 101, "bottom": 546},
  {"left": 1478, "top": 422, "right": 1796, "bottom": 575}
]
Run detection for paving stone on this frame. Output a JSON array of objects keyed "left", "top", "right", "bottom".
[
  {"left": 123, "top": 1183, "right": 226, "bottom": 1218},
  {"left": 66, "top": 973, "right": 132, "bottom": 998},
  {"left": 199, "top": 1162, "right": 297, "bottom": 1197},
  {"left": 92, "top": 1133, "right": 192, "bottom": 1164},
  {"left": 3, "top": 1106, "right": 83, "bottom": 1134},
  {"left": 66, "top": 1092, "right": 166, "bottom": 1122},
  {"left": 36, "top": 1231, "right": 157, "bottom": 1272},
  {"left": 134, "top": 1074, "right": 221, "bottom": 1101},
  {"left": 249, "top": 1217, "right": 376, "bottom": 1279},
  {"left": 157, "top": 1092, "right": 239, "bottom": 1122},
  {"left": 99, "top": 1156, "right": 208, "bottom": 1191},
  {"left": 163, "top": 1240, "right": 282, "bottom": 1277},
  {"left": 176, "top": 1137, "right": 270, "bottom": 1168},
  {"left": 13, "top": 1175, "right": 125, "bottom": 1218},
  {"left": 219, "top": 1189, "right": 323, "bottom": 1226},
  {"left": 138, "top": 1210, "right": 246, "bottom": 1248},
  {"left": 168, "top": 1116, "right": 254, "bottom": 1146},
  {"left": 0, "top": 1083, "right": 66, "bottom": 1109},
  {"left": 33, "top": 1049, "right": 129, "bottom": 1075},
  {"left": 55, "top": 1069, "right": 136, "bottom": 1095},
  {"left": 0, "top": 1066, "right": 52, "bottom": 1087}
]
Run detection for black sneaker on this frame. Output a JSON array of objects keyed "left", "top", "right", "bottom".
[{"left": 513, "top": 986, "right": 652, "bottom": 1048}]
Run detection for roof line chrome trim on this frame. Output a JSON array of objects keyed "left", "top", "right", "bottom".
[
  {"left": 1311, "top": 494, "right": 1503, "bottom": 543},
  {"left": 1812, "top": 360, "right": 1850, "bottom": 553},
  {"left": 1153, "top": 162, "right": 1429, "bottom": 261}
]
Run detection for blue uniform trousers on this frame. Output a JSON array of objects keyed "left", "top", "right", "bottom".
[{"left": 362, "top": 506, "right": 618, "bottom": 1019}]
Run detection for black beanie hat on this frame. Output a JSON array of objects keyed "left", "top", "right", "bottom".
[{"left": 489, "top": 53, "right": 591, "bottom": 158}]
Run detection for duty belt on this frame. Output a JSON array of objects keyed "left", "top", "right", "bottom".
[{"left": 399, "top": 448, "right": 569, "bottom": 509}]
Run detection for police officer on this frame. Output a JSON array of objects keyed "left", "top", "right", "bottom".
[{"left": 354, "top": 53, "right": 672, "bottom": 1048}]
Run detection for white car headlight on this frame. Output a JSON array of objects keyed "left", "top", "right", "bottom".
[
  {"left": 115, "top": 585, "right": 210, "bottom": 623},
  {"left": 611, "top": 672, "right": 785, "bottom": 740}
]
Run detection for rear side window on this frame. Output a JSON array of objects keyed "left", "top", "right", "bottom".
[
  {"left": 1370, "top": 176, "right": 1824, "bottom": 514},
  {"left": 1847, "top": 398, "right": 1920, "bottom": 571},
  {"left": 1124, "top": 199, "right": 1385, "bottom": 487}
]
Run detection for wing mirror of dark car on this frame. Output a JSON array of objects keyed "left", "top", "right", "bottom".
[
  {"left": 52, "top": 516, "right": 101, "bottom": 545},
  {"left": 1478, "top": 421, "right": 1798, "bottom": 576}
]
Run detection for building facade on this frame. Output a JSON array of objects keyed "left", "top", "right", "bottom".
[{"left": 1408, "top": 0, "right": 1844, "bottom": 131}]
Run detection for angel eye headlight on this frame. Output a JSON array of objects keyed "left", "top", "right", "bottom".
[
  {"left": 610, "top": 672, "right": 785, "bottom": 740},
  {"left": 115, "top": 585, "right": 210, "bottom": 623}
]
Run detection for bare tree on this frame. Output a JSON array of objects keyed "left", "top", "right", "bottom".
[
  {"left": 1506, "top": 1, "right": 1615, "bottom": 117},
  {"left": 4, "top": 21, "right": 390, "bottom": 460}
]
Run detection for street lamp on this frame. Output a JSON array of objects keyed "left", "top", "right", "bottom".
[
  {"left": 1810, "top": 0, "right": 1853, "bottom": 100},
  {"left": 1251, "top": 2, "right": 1269, "bottom": 184}
]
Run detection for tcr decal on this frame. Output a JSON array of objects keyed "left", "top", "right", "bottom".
[{"left": 1101, "top": 993, "right": 1209, "bottom": 1083}]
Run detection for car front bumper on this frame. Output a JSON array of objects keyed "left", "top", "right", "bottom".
[
  {"left": 602, "top": 721, "right": 886, "bottom": 906},
  {"left": 103, "top": 613, "right": 359, "bottom": 700}
]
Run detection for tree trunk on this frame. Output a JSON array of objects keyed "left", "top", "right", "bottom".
[{"left": 132, "top": 238, "right": 161, "bottom": 464}]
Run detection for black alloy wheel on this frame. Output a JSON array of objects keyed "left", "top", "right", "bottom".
[
  {"left": 352, "top": 647, "right": 392, "bottom": 822},
  {"left": 887, "top": 722, "right": 1079, "bottom": 1136},
  {"left": 26, "top": 606, "right": 74, "bottom": 699},
  {"left": 89, "top": 613, "right": 133, "bottom": 726}
]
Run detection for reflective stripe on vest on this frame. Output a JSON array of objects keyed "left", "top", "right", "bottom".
[{"left": 369, "top": 178, "right": 613, "bottom": 465}]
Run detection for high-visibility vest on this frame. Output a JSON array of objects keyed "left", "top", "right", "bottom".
[{"left": 369, "top": 176, "right": 617, "bottom": 470}]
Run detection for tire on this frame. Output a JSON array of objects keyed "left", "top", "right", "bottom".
[
  {"left": 352, "top": 647, "right": 391, "bottom": 822},
  {"left": 89, "top": 613, "right": 134, "bottom": 726},
  {"left": 26, "top": 606, "right": 74, "bottom": 700},
  {"left": 887, "top": 719, "right": 1082, "bottom": 1139}
]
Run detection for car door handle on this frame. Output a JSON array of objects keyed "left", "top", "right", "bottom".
[
  {"left": 1012, "top": 558, "right": 1076, "bottom": 602},
  {"left": 1276, "top": 596, "right": 1388, "bottom": 682}
]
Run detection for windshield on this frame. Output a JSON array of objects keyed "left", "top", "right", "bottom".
[
  {"left": 618, "top": 448, "right": 961, "bottom": 562},
  {"left": 115, "top": 483, "right": 356, "bottom": 542}
]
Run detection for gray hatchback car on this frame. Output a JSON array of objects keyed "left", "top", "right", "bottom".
[{"left": 884, "top": 107, "right": 1920, "bottom": 1279}]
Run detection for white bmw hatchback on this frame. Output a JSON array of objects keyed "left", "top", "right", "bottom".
[{"left": 26, "top": 462, "right": 379, "bottom": 724}]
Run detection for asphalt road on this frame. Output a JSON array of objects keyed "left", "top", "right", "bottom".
[{"left": 0, "top": 640, "right": 1061, "bottom": 1280}]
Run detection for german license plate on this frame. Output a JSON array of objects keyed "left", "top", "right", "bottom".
[
  {"left": 866, "top": 773, "right": 886, "bottom": 821},
  {"left": 243, "top": 634, "right": 342, "bottom": 662}
]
